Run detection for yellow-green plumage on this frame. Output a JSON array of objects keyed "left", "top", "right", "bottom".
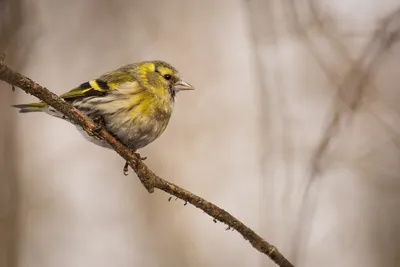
[{"left": 13, "top": 60, "right": 194, "bottom": 150}]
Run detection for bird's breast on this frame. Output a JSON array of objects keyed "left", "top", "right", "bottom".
[{"left": 106, "top": 99, "right": 173, "bottom": 150}]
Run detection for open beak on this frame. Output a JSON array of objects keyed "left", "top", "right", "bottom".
[{"left": 173, "top": 79, "right": 195, "bottom": 92}]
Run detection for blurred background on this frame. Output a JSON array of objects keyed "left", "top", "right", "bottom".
[{"left": 1, "top": 0, "right": 400, "bottom": 266}]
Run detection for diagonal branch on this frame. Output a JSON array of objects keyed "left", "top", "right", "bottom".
[{"left": 0, "top": 61, "right": 294, "bottom": 267}]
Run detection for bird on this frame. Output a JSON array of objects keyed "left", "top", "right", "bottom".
[{"left": 13, "top": 60, "right": 194, "bottom": 174}]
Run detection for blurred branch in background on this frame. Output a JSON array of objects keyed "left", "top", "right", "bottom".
[
  {"left": 284, "top": 0, "right": 399, "bottom": 178},
  {"left": 244, "top": 1, "right": 297, "bottom": 266},
  {"left": 285, "top": 0, "right": 400, "bottom": 179},
  {"left": 0, "top": 0, "right": 30, "bottom": 266},
  {"left": 0, "top": 63, "right": 295, "bottom": 267},
  {"left": 283, "top": 0, "right": 400, "bottom": 264}
]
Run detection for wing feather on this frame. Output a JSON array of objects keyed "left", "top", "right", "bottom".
[
  {"left": 13, "top": 67, "right": 137, "bottom": 113},
  {"left": 60, "top": 79, "right": 110, "bottom": 102}
]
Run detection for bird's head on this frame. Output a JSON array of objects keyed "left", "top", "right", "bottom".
[{"left": 134, "top": 60, "right": 194, "bottom": 100}]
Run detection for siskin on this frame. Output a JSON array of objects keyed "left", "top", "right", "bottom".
[{"left": 13, "top": 60, "right": 194, "bottom": 173}]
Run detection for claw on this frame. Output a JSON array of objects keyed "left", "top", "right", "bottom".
[
  {"left": 93, "top": 115, "right": 105, "bottom": 135},
  {"left": 122, "top": 151, "right": 147, "bottom": 176},
  {"left": 133, "top": 152, "right": 147, "bottom": 161},
  {"left": 123, "top": 161, "right": 129, "bottom": 176}
]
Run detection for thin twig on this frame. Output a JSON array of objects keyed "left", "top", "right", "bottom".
[{"left": 0, "top": 62, "right": 295, "bottom": 267}]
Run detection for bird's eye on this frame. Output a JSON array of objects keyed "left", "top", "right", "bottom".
[{"left": 163, "top": 74, "right": 172, "bottom": 81}]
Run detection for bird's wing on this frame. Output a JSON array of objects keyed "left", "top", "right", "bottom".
[
  {"left": 60, "top": 79, "right": 111, "bottom": 102},
  {"left": 12, "top": 79, "right": 113, "bottom": 112},
  {"left": 13, "top": 70, "right": 136, "bottom": 112},
  {"left": 61, "top": 69, "right": 137, "bottom": 102}
]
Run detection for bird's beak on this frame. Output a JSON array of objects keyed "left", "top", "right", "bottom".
[{"left": 173, "top": 79, "right": 195, "bottom": 92}]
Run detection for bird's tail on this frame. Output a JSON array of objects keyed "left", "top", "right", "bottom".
[{"left": 12, "top": 102, "right": 48, "bottom": 113}]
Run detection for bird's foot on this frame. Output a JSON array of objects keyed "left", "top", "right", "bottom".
[
  {"left": 135, "top": 153, "right": 147, "bottom": 161},
  {"left": 123, "top": 151, "right": 147, "bottom": 176},
  {"left": 92, "top": 115, "right": 105, "bottom": 138}
]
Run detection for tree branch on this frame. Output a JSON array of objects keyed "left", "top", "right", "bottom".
[{"left": 0, "top": 61, "right": 294, "bottom": 267}]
